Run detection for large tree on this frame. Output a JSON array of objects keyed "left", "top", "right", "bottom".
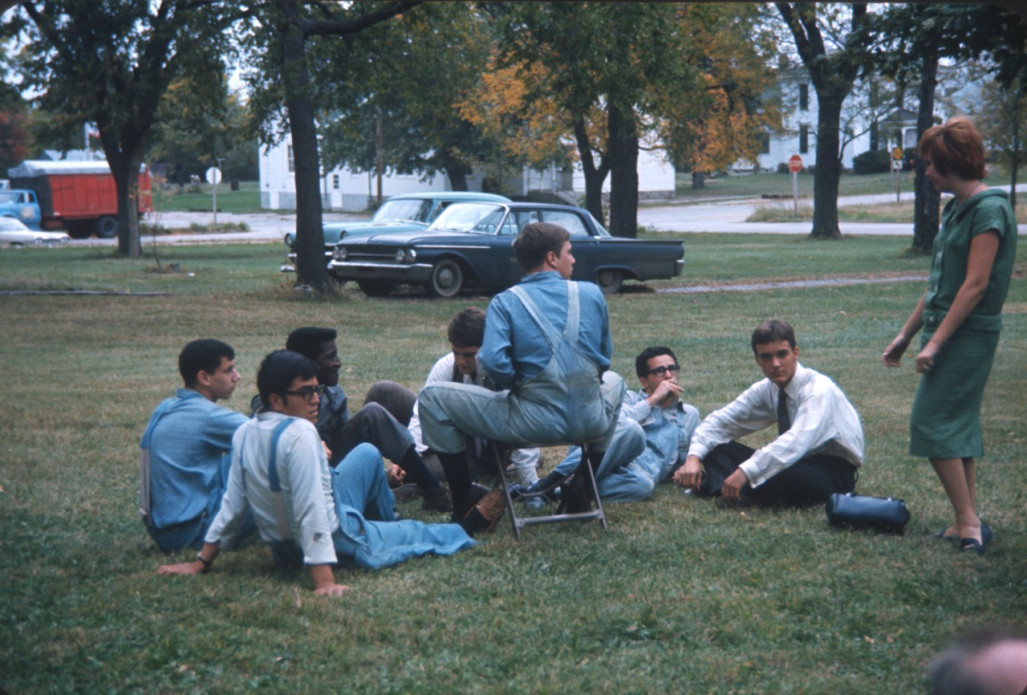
[
  {"left": 314, "top": 3, "right": 496, "bottom": 196},
  {"left": 493, "top": 2, "right": 694, "bottom": 238},
  {"left": 863, "top": 3, "right": 1027, "bottom": 251},
  {"left": 245, "top": 0, "right": 419, "bottom": 292},
  {"left": 148, "top": 81, "right": 257, "bottom": 185},
  {"left": 974, "top": 75, "right": 1027, "bottom": 210},
  {"left": 662, "top": 3, "right": 784, "bottom": 186},
  {"left": 8, "top": 1, "right": 238, "bottom": 257},
  {"left": 776, "top": 2, "right": 868, "bottom": 240}
]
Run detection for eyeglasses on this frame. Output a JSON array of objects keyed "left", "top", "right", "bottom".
[
  {"left": 284, "top": 385, "right": 324, "bottom": 403},
  {"left": 647, "top": 364, "right": 681, "bottom": 377}
]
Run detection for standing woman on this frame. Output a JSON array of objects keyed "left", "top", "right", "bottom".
[{"left": 882, "top": 116, "right": 1017, "bottom": 555}]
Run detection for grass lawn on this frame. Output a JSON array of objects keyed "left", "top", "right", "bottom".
[
  {"left": 152, "top": 180, "right": 263, "bottom": 214},
  {"left": 1, "top": 235, "right": 1024, "bottom": 694}
]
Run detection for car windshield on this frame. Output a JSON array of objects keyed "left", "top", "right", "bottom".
[
  {"left": 372, "top": 199, "right": 432, "bottom": 223},
  {"left": 0, "top": 217, "right": 27, "bottom": 230},
  {"left": 588, "top": 212, "right": 611, "bottom": 238},
  {"left": 427, "top": 203, "right": 505, "bottom": 233}
]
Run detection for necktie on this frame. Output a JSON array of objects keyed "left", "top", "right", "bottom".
[{"left": 777, "top": 389, "right": 791, "bottom": 435}]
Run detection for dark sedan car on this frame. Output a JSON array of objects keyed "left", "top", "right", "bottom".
[{"left": 328, "top": 201, "right": 684, "bottom": 297}]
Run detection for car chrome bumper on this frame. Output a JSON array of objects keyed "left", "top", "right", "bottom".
[{"left": 328, "top": 261, "right": 433, "bottom": 283}]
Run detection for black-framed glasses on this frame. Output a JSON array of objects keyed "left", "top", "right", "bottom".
[
  {"left": 284, "top": 385, "right": 324, "bottom": 403},
  {"left": 647, "top": 364, "right": 681, "bottom": 377}
]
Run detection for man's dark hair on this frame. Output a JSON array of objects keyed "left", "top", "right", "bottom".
[
  {"left": 928, "top": 628, "right": 1027, "bottom": 695},
  {"left": 751, "top": 319, "right": 796, "bottom": 354},
  {"left": 635, "top": 346, "right": 678, "bottom": 378},
  {"left": 178, "top": 339, "right": 235, "bottom": 387},
  {"left": 256, "top": 350, "right": 318, "bottom": 410},
  {"left": 286, "top": 327, "right": 337, "bottom": 361},
  {"left": 448, "top": 307, "right": 486, "bottom": 348},
  {"left": 512, "top": 222, "right": 570, "bottom": 271}
]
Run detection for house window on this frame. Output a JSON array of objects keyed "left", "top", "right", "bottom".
[
  {"left": 287, "top": 146, "right": 295, "bottom": 173},
  {"left": 799, "top": 124, "right": 809, "bottom": 154},
  {"left": 799, "top": 83, "right": 809, "bottom": 111},
  {"left": 332, "top": 174, "right": 340, "bottom": 190}
]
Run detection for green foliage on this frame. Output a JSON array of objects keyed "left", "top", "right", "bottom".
[
  {"left": 313, "top": 3, "right": 495, "bottom": 188},
  {"left": 148, "top": 84, "right": 258, "bottom": 184},
  {"left": 0, "top": 236, "right": 1024, "bottom": 693},
  {"left": 852, "top": 149, "right": 892, "bottom": 175}
]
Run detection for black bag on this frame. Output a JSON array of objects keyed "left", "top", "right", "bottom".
[{"left": 825, "top": 493, "right": 910, "bottom": 534}]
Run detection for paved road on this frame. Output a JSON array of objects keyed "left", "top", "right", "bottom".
[{"left": 72, "top": 186, "right": 1025, "bottom": 247}]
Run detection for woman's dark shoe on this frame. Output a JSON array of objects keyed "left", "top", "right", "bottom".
[{"left": 959, "top": 521, "right": 993, "bottom": 555}]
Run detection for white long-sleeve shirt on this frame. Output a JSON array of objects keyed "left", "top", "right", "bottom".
[
  {"left": 687, "top": 363, "right": 864, "bottom": 487},
  {"left": 206, "top": 412, "right": 339, "bottom": 566}
]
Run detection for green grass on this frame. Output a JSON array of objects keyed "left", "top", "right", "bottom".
[
  {"left": 675, "top": 168, "right": 1022, "bottom": 205},
  {"left": 674, "top": 171, "right": 901, "bottom": 201},
  {"left": 152, "top": 180, "right": 263, "bottom": 214},
  {"left": 1, "top": 235, "right": 1025, "bottom": 694}
]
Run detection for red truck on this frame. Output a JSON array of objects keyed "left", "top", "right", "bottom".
[{"left": 6, "top": 160, "right": 153, "bottom": 239}]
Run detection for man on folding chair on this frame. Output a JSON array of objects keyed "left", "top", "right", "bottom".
[{"left": 417, "top": 222, "right": 625, "bottom": 527}]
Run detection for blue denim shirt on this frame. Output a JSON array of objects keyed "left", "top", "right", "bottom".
[
  {"left": 479, "top": 272, "right": 612, "bottom": 390},
  {"left": 141, "top": 388, "right": 248, "bottom": 529}
]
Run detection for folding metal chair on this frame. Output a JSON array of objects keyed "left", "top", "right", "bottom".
[{"left": 493, "top": 439, "right": 607, "bottom": 539}]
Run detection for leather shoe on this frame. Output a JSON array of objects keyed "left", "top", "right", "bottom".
[
  {"left": 461, "top": 490, "right": 506, "bottom": 536},
  {"left": 960, "top": 521, "right": 993, "bottom": 555}
]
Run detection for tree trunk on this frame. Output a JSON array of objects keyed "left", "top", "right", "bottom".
[
  {"left": 445, "top": 163, "right": 469, "bottom": 191},
  {"left": 278, "top": 0, "right": 330, "bottom": 292},
  {"left": 573, "top": 117, "right": 609, "bottom": 226},
  {"left": 105, "top": 142, "right": 144, "bottom": 258},
  {"left": 607, "top": 103, "right": 638, "bottom": 239},
  {"left": 692, "top": 172, "right": 705, "bottom": 189},
  {"left": 809, "top": 90, "right": 843, "bottom": 239},
  {"left": 912, "top": 50, "right": 940, "bottom": 254}
]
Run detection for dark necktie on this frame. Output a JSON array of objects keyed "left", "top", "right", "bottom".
[{"left": 777, "top": 389, "right": 791, "bottom": 435}]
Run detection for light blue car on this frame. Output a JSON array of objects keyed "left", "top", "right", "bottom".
[{"left": 283, "top": 191, "right": 510, "bottom": 251}]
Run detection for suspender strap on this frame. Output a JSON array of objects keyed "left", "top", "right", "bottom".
[
  {"left": 508, "top": 281, "right": 580, "bottom": 350},
  {"left": 267, "top": 418, "right": 296, "bottom": 540}
]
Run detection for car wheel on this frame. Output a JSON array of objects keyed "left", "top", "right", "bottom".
[
  {"left": 595, "top": 268, "right": 624, "bottom": 295},
  {"left": 357, "top": 280, "right": 396, "bottom": 297},
  {"left": 96, "top": 216, "right": 118, "bottom": 239},
  {"left": 427, "top": 259, "right": 464, "bottom": 298}
]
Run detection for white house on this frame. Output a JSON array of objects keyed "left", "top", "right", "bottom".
[{"left": 258, "top": 135, "right": 676, "bottom": 212}]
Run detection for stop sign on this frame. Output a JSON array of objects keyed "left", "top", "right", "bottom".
[{"left": 788, "top": 154, "right": 803, "bottom": 173}]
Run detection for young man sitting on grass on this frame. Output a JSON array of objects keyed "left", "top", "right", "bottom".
[
  {"left": 256, "top": 326, "right": 452, "bottom": 513},
  {"left": 673, "top": 319, "right": 864, "bottom": 508},
  {"left": 140, "top": 338, "right": 254, "bottom": 554},
  {"left": 158, "top": 350, "right": 503, "bottom": 596}
]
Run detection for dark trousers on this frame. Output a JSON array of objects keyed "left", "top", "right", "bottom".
[{"left": 699, "top": 440, "right": 856, "bottom": 508}]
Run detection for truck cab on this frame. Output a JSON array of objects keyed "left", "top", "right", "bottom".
[{"left": 0, "top": 189, "right": 42, "bottom": 229}]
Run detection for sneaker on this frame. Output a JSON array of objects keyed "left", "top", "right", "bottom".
[
  {"left": 461, "top": 490, "right": 506, "bottom": 536},
  {"left": 521, "top": 495, "right": 545, "bottom": 511},
  {"left": 420, "top": 486, "right": 453, "bottom": 513}
]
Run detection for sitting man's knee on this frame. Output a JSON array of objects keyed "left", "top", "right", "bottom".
[{"left": 364, "top": 380, "right": 416, "bottom": 427}]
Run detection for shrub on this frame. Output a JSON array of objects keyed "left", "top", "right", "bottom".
[{"left": 853, "top": 149, "right": 892, "bottom": 174}]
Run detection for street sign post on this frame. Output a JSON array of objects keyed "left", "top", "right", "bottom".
[
  {"left": 891, "top": 148, "right": 903, "bottom": 202},
  {"left": 788, "top": 155, "right": 803, "bottom": 215},
  {"left": 205, "top": 166, "right": 222, "bottom": 224}
]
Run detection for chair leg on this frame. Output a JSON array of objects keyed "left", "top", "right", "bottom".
[
  {"left": 492, "top": 445, "right": 522, "bottom": 539},
  {"left": 579, "top": 443, "right": 608, "bottom": 530}
]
